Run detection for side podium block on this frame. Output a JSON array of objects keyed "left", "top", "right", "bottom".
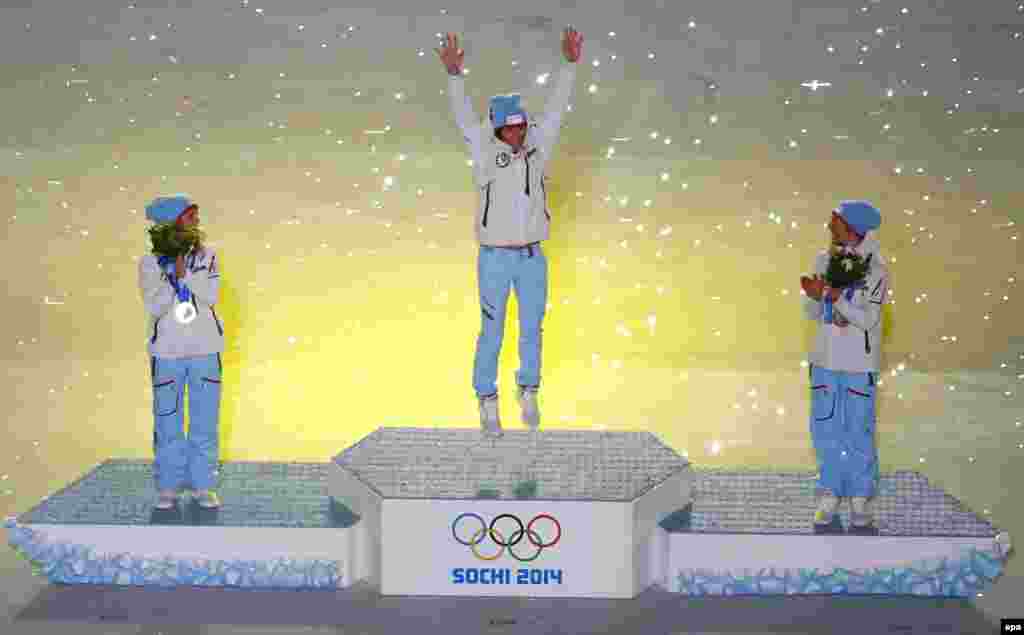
[{"left": 5, "top": 461, "right": 353, "bottom": 589}]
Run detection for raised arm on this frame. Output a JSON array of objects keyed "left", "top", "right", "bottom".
[
  {"left": 533, "top": 27, "right": 583, "bottom": 154},
  {"left": 437, "top": 33, "right": 484, "bottom": 163}
]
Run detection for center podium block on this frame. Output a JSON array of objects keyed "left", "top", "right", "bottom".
[{"left": 328, "top": 427, "right": 693, "bottom": 598}]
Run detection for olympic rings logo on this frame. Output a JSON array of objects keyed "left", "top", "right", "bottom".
[{"left": 451, "top": 513, "right": 562, "bottom": 562}]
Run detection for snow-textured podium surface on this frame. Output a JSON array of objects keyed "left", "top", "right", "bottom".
[
  {"left": 661, "top": 469, "right": 1012, "bottom": 597},
  {"left": 6, "top": 461, "right": 352, "bottom": 589},
  {"left": 682, "top": 468, "right": 999, "bottom": 536},
  {"left": 11, "top": 461, "right": 342, "bottom": 527},
  {"left": 332, "top": 427, "right": 690, "bottom": 501},
  {"left": 3, "top": 437, "right": 1013, "bottom": 597}
]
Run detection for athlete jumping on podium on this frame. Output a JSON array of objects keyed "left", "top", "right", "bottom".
[{"left": 437, "top": 28, "right": 583, "bottom": 438}]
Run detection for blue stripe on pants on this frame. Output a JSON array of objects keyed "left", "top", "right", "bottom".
[
  {"left": 809, "top": 364, "right": 879, "bottom": 498},
  {"left": 473, "top": 244, "right": 548, "bottom": 398},
  {"left": 151, "top": 353, "right": 222, "bottom": 491}
]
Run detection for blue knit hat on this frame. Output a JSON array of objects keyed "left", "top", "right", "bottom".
[
  {"left": 489, "top": 94, "right": 528, "bottom": 129},
  {"left": 145, "top": 195, "right": 195, "bottom": 224},
  {"left": 837, "top": 200, "right": 881, "bottom": 236}
]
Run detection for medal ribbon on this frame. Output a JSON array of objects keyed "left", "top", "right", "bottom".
[
  {"left": 822, "top": 279, "right": 867, "bottom": 325},
  {"left": 157, "top": 254, "right": 192, "bottom": 304}
]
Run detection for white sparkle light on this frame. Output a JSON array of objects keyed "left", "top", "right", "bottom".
[{"left": 801, "top": 80, "right": 831, "bottom": 91}]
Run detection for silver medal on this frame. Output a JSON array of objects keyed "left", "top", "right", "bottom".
[{"left": 174, "top": 301, "right": 197, "bottom": 325}]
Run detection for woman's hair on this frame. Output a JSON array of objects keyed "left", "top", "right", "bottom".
[
  {"left": 178, "top": 208, "right": 204, "bottom": 253},
  {"left": 188, "top": 229, "right": 205, "bottom": 256}
]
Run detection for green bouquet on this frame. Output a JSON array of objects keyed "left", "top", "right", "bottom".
[
  {"left": 147, "top": 222, "right": 205, "bottom": 258},
  {"left": 824, "top": 244, "right": 872, "bottom": 289}
]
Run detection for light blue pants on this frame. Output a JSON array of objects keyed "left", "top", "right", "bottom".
[
  {"left": 150, "top": 354, "right": 222, "bottom": 491},
  {"left": 809, "top": 364, "right": 879, "bottom": 498},
  {"left": 473, "top": 243, "right": 548, "bottom": 398}
]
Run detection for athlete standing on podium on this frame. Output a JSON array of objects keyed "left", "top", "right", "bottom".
[
  {"left": 800, "top": 202, "right": 888, "bottom": 535},
  {"left": 139, "top": 196, "right": 224, "bottom": 511},
  {"left": 437, "top": 28, "right": 583, "bottom": 438}
]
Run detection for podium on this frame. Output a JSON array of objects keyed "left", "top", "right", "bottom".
[
  {"left": 328, "top": 427, "right": 692, "bottom": 598},
  {"left": 5, "top": 427, "right": 1013, "bottom": 599}
]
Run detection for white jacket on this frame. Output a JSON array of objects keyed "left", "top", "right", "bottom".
[
  {"left": 448, "top": 63, "right": 576, "bottom": 246},
  {"left": 802, "top": 235, "right": 889, "bottom": 373},
  {"left": 138, "top": 247, "right": 224, "bottom": 359}
]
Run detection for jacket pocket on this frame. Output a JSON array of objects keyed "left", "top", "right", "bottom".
[
  {"left": 845, "top": 384, "right": 876, "bottom": 430},
  {"left": 201, "top": 376, "right": 222, "bottom": 396},
  {"left": 153, "top": 379, "right": 178, "bottom": 417},
  {"left": 201, "top": 354, "right": 223, "bottom": 392},
  {"left": 811, "top": 385, "right": 835, "bottom": 422}
]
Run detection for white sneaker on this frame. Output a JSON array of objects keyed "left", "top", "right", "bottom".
[
  {"left": 195, "top": 489, "right": 221, "bottom": 509},
  {"left": 813, "top": 493, "right": 840, "bottom": 525},
  {"left": 479, "top": 393, "right": 502, "bottom": 438},
  {"left": 155, "top": 489, "right": 177, "bottom": 510},
  {"left": 517, "top": 386, "right": 540, "bottom": 430},
  {"left": 850, "top": 496, "right": 874, "bottom": 527}
]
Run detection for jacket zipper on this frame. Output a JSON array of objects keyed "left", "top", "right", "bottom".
[
  {"left": 483, "top": 148, "right": 545, "bottom": 232},
  {"left": 522, "top": 153, "right": 532, "bottom": 243},
  {"left": 211, "top": 306, "right": 223, "bottom": 336},
  {"left": 541, "top": 178, "right": 550, "bottom": 221},
  {"left": 524, "top": 152, "right": 531, "bottom": 196},
  {"left": 482, "top": 182, "right": 492, "bottom": 227}
]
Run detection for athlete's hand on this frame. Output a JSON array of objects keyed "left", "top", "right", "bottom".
[
  {"left": 800, "top": 275, "right": 825, "bottom": 301},
  {"left": 562, "top": 26, "right": 583, "bottom": 63},
  {"left": 436, "top": 33, "right": 464, "bottom": 76}
]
